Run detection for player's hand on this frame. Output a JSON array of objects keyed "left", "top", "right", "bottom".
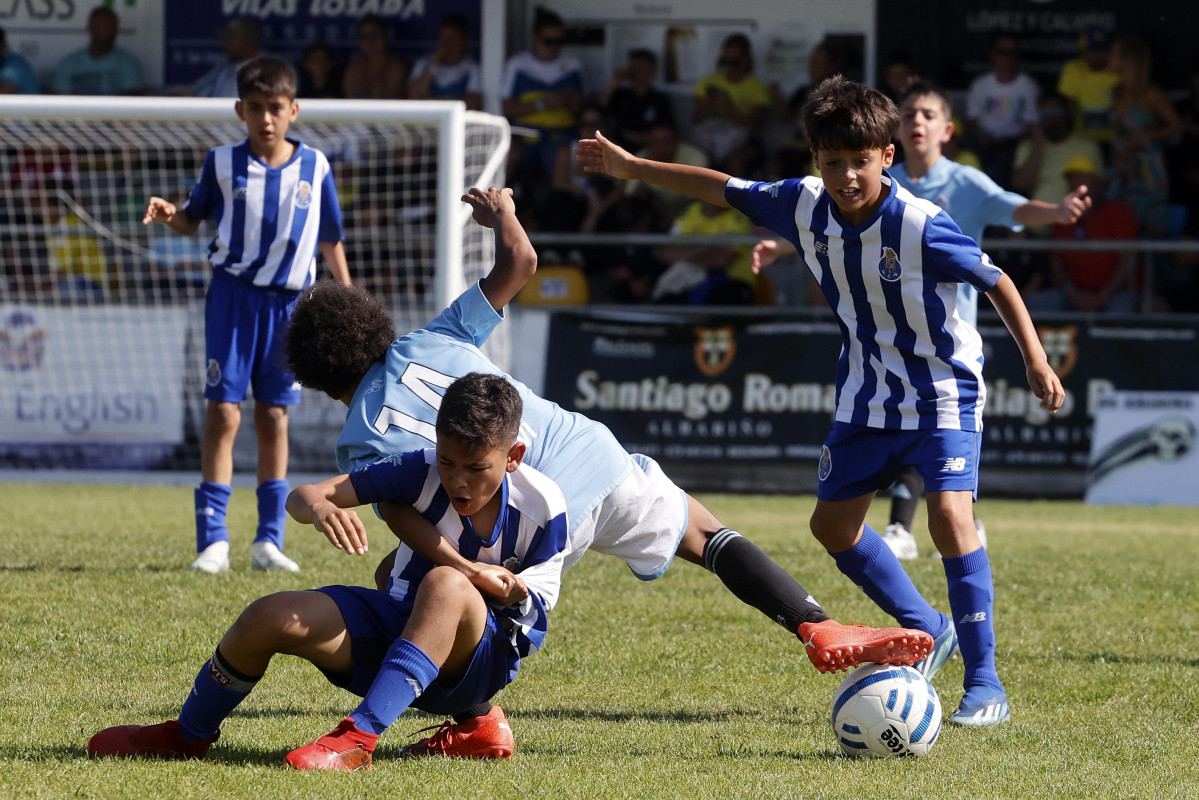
[
  {"left": 752, "top": 239, "right": 781, "bottom": 273},
  {"left": 1055, "top": 185, "right": 1092, "bottom": 225},
  {"left": 1026, "top": 360, "right": 1065, "bottom": 413},
  {"left": 311, "top": 502, "right": 369, "bottom": 555},
  {"left": 574, "top": 129, "right": 638, "bottom": 180},
  {"left": 461, "top": 186, "right": 515, "bottom": 228},
  {"left": 143, "top": 196, "right": 177, "bottom": 225},
  {"left": 471, "top": 564, "right": 529, "bottom": 605}
]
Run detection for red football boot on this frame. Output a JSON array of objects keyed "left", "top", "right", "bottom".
[
  {"left": 397, "top": 705, "right": 514, "bottom": 759},
  {"left": 285, "top": 718, "right": 379, "bottom": 771},
  {"left": 87, "top": 720, "right": 218, "bottom": 760},
  {"left": 798, "top": 619, "right": 934, "bottom": 673}
]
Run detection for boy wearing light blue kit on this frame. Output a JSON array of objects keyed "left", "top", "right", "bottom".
[
  {"left": 143, "top": 56, "right": 351, "bottom": 574},
  {"left": 576, "top": 75, "right": 1066, "bottom": 727}
]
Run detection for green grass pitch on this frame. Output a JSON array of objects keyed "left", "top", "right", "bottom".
[{"left": 0, "top": 484, "right": 1196, "bottom": 799}]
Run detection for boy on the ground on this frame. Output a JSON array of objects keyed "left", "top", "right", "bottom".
[
  {"left": 87, "top": 372, "right": 566, "bottom": 770},
  {"left": 143, "top": 56, "right": 352, "bottom": 574},
  {"left": 575, "top": 75, "right": 1065, "bottom": 727},
  {"left": 284, "top": 186, "right": 933, "bottom": 756},
  {"left": 754, "top": 78, "right": 1090, "bottom": 560}
]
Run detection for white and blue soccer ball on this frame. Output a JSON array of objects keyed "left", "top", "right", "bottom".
[{"left": 830, "top": 663, "right": 942, "bottom": 758}]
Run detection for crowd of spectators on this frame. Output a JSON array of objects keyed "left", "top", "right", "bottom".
[{"left": 2, "top": 7, "right": 1198, "bottom": 312}]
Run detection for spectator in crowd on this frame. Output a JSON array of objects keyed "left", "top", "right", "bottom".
[
  {"left": 53, "top": 6, "right": 142, "bottom": 95},
  {"left": 880, "top": 50, "right": 915, "bottom": 105},
  {"left": 652, "top": 200, "right": 759, "bottom": 305},
  {"left": 1107, "top": 34, "right": 1182, "bottom": 239},
  {"left": 0, "top": 232, "right": 104, "bottom": 304},
  {"left": 546, "top": 103, "right": 624, "bottom": 234},
  {"left": 192, "top": 17, "right": 262, "bottom": 98},
  {"left": 1166, "top": 55, "right": 1199, "bottom": 212},
  {"left": 297, "top": 43, "right": 343, "bottom": 99},
  {"left": 501, "top": 7, "right": 583, "bottom": 187},
  {"left": 965, "top": 34, "right": 1040, "bottom": 189},
  {"left": 690, "top": 33, "right": 771, "bottom": 174},
  {"left": 1011, "top": 92, "right": 1106, "bottom": 228},
  {"left": 1057, "top": 25, "right": 1118, "bottom": 152},
  {"left": 409, "top": 13, "right": 481, "bottom": 110},
  {"left": 599, "top": 48, "right": 673, "bottom": 151},
  {"left": 0, "top": 25, "right": 38, "bottom": 94},
  {"left": 623, "top": 122, "right": 710, "bottom": 229},
  {"left": 1025, "top": 156, "right": 1150, "bottom": 313},
  {"left": 781, "top": 39, "right": 843, "bottom": 148},
  {"left": 343, "top": 13, "right": 408, "bottom": 100}
]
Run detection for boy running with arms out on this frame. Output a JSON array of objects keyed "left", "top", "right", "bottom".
[
  {"left": 575, "top": 75, "right": 1065, "bottom": 727},
  {"left": 143, "top": 56, "right": 352, "bottom": 574},
  {"left": 88, "top": 372, "right": 566, "bottom": 770},
  {"left": 285, "top": 186, "right": 933, "bottom": 756}
]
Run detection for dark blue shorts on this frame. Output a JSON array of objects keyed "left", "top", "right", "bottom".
[
  {"left": 316, "top": 584, "right": 519, "bottom": 716},
  {"left": 816, "top": 422, "right": 982, "bottom": 502},
  {"left": 204, "top": 270, "right": 301, "bottom": 406}
]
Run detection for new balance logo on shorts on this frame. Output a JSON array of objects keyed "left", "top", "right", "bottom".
[
  {"left": 941, "top": 457, "right": 967, "bottom": 473},
  {"left": 959, "top": 612, "right": 987, "bottom": 624}
]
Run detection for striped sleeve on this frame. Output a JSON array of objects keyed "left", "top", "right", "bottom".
[{"left": 347, "top": 449, "right": 431, "bottom": 506}]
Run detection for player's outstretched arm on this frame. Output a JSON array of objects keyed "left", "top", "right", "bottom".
[
  {"left": 1013, "top": 185, "right": 1092, "bottom": 228},
  {"left": 286, "top": 476, "right": 370, "bottom": 556},
  {"left": 575, "top": 129, "right": 734, "bottom": 208},
  {"left": 752, "top": 238, "right": 797, "bottom": 272},
  {"left": 142, "top": 196, "right": 201, "bottom": 235},
  {"left": 378, "top": 499, "right": 529, "bottom": 604},
  {"left": 318, "top": 240, "right": 352, "bottom": 286},
  {"left": 464, "top": 187, "right": 538, "bottom": 312},
  {"left": 985, "top": 272, "right": 1065, "bottom": 413}
]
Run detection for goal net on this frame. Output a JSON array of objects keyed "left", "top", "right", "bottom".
[{"left": 0, "top": 97, "right": 509, "bottom": 474}]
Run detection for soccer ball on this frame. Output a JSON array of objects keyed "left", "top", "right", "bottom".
[{"left": 830, "top": 663, "right": 942, "bottom": 758}]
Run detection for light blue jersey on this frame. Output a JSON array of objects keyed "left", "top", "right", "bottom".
[
  {"left": 351, "top": 448, "right": 568, "bottom": 658},
  {"left": 183, "top": 139, "right": 343, "bottom": 290},
  {"left": 726, "top": 172, "right": 1003, "bottom": 432},
  {"left": 337, "top": 282, "right": 633, "bottom": 538},
  {"left": 53, "top": 46, "right": 142, "bottom": 95},
  {"left": 890, "top": 157, "right": 1025, "bottom": 327}
]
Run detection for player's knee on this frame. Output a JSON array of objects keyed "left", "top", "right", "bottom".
[
  {"left": 255, "top": 403, "right": 288, "bottom": 432},
  {"left": 207, "top": 401, "right": 240, "bottom": 431}
]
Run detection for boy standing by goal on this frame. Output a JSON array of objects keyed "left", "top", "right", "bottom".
[
  {"left": 144, "top": 56, "right": 351, "bottom": 574},
  {"left": 88, "top": 372, "right": 567, "bottom": 771},
  {"left": 575, "top": 76, "right": 1065, "bottom": 727}
]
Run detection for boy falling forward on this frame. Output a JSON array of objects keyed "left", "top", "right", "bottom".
[
  {"left": 88, "top": 373, "right": 567, "bottom": 770},
  {"left": 576, "top": 75, "right": 1065, "bottom": 727},
  {"left": 144, "top": 56, "right": 352, "bottom": 574}
]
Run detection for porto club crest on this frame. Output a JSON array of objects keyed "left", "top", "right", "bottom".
[
  {"left": 878, "top": 246, "right": 902, "bottom": 282},
  {"left": 0, "top": 311, "right": 47, "bottom": 372},
  {"left": 693, "top": 325, "right": 736, "bottom": 377}
]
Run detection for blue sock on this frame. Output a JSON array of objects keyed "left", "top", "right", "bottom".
[
  {"left": 178, "top": 649, "right": 259, "bottom": 742},
  {"left": 350, "top": 639, "right": 440, "bottom": 736},
  {"left": 195, "top": 482, "right": 232, "bottom": 552},
  {"left": 943, "top": 548, "right": 1003, "bottom": 698},
  {"left": 255, "top": 479, "right": 289, "bottom": 547},
  {"left": 831, "top": 525, "right": 948, "bottom": 635}
]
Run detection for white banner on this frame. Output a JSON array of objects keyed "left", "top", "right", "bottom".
[
  {"left": 0, "top": 305, "right": 187, "bottom": 446},
  {"left": 1085, "top": 391, "right": 1199, "bottom": 507}
]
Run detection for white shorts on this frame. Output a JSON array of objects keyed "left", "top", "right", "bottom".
[{"left": 565, "top": 453, "right": 689, "bottom": 580}]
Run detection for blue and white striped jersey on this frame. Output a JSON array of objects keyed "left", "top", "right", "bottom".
[
  {"left": 726, "top": 172, "right": 1003, "bottom": 432},
  {"left": 410, "top": 57, "right": 482, "bottom": 100},
  {"left": 183, "top": 138, "right": 344, "bottom": 290},
  {"left": 350, "top": 448, "right": 569, "bottom": 658},
  {"left": 337, "top": 282, "right": 632, "bottom": 542}
]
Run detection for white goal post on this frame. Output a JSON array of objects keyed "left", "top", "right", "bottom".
[{"left": 0, "top": 96, "right": 510, "bottom": 473}]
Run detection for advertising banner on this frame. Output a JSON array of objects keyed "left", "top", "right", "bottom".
[
  {"left": 542, "top": 311, "right": 1199, "bottom": 486},
  {"left": 0, "top": 305, "right": 187, "bottom": 468},
  {"left": 1085, "top": 391, "right": 1199, "bottom": 506}
]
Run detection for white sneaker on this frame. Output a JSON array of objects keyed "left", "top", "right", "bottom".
[
  {"left": 251, "top": 541, "right": 300, "bottom": 572},
  {"left": 881, "top": 523, "right": 919, "bottom": 560},
  {"left": 190, "top": 540, "right": 230, "bottom": 573}
]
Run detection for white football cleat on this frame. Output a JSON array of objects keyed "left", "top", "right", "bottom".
[
  {"left": 190, "top": 541, "right": 230, "bottom": 573},
  {"left": 251, "top": 541, "right": 300, "bottom": 572},
  {"left": 881, "top": 522, "right": 919, "bottom": 560}
]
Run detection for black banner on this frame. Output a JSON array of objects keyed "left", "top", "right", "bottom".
[{"left": 542, "top": 310, "right": 1199, "bottom": 476}]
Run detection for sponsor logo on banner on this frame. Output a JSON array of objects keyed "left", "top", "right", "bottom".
[
  {"left": 1037, "top": 325, "right": 1078, "bottom": 377},
  {"left": 694, "top": 326, "right": 736, "bottom": 377},
  {"left": 0, "top": 311, "right": 47, "bottom": 372}
]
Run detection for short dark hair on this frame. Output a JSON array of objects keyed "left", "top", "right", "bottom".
[
  {"left": 629, "top": 48, "right": 656, "bottom": 65},
  {"left": 286, "top": 280, "right": 395, "bottom": 399},
  {"left": 442, "top": 13, "right": 468, "bottom": 36},
  {"left": 533, "top": 6, "right": 564, "bottom": 34},
  {"left": 237, "top": 56, "right": 297, "bottom": 100},
  {"left": 437, "top": 373, "right": 522, "bottom": 452},
  {"left": 359, "top": 13, "right": 389, "bottom": 37},
  {"left": 801, "top": 75, "right": 899, "bottom": 153},
  {"left": 897, "top": 78, "right": 953, "bottom": 118}
]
